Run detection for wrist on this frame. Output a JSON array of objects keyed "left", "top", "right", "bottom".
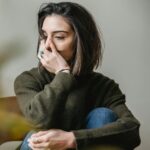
[
  {"left": 56, "top": 68, "right": 71, "bottom": 74},
  {"left": 67, "top": 132, "right": 77, "bottom": 149}
]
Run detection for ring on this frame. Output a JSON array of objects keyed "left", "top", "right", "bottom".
[{"left": 33, "top": 138, "right": 38, "bottom": 143}]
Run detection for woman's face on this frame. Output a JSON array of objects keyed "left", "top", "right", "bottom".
[{"left": 41, "top": 14, "right": 75, "bottom": 61}]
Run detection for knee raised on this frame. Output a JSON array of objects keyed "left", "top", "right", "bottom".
[{"left": 86, "top": 107, "right": 118, "bottom": 129}]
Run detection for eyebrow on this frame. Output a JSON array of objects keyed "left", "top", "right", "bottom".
[{"left": 41, "top": 29, "right": 69, "bottom": 34}]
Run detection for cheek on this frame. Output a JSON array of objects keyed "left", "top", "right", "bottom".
[
  {"left": 55, "top": 39, "right": 74, "bottom": 52},
  {"left": 56, "top": 40, "right": 74, "bottom": 61}
]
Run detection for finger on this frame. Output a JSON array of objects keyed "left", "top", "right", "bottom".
[
  {"left": 30, "top": 141, "right": 50, "bottom": 149},
  {"left": 31, "top": 134, "right": 50, "bottom": 143},
  {"left": 46, "top": 140, "right": 66, "bottom": 150},
  {"left": 38, "top": 40, "right": 45, "bottom": 59},
  {"left": 42, "top": 50, "right": 50, "bottom": 61},
  {"left": 31, "top": 140, "right": 63, "bottom": 149},
  {"left": 35, "top": 130, "right": 60, "bottom": 143},
  {"left": 31, "top": 131, "right": 49, "bottom": 138},
  {"left": 30, "top": 137, "right": 41, "bottom": 143},
  {"left": 29, "top": 142, "right": 45, "bottom": 150},
  {"left": 43, "top": 49, "right": 52, "bottom": 57},
  {"left": 33, "top": 136, "right": 48, "bottom": 143},
  {"left": 40, "top": 39, "right": 45, "bottom": 46},
  {"left": 40, "top": 57, "right": 48, "bottom": 67},
  {"left": 28, "top": 141, "right": 39, "bottom": 150}
]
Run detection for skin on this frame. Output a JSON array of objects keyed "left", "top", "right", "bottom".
[
  {"left": 28, "top": 130, "right": 76, "bottom": 150},
  {"left": 39, "top": 14, "right": 75, "bottom": 74},
  {"left": 28, "top": 15, "right": 76, "bottom": 149}
]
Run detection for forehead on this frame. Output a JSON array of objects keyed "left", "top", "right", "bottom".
[{"left": 42, "top": 14, "right": 72, "bottom": 32}]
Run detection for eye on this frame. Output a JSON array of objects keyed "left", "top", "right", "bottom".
[{"left": 55, "top": 36, "right": 65, "bottom": 40}]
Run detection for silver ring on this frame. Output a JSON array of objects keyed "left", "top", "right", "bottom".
[{"left": 33, "top": 138, "right": 38, "bottom": 143}]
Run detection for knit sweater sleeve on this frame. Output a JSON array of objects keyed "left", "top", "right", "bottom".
[
  {"left": 73, "top": 73, "right": 141, "bottom": 149},
  {"left": 14, "top": 68, "right": 77, "bottom": 129}
]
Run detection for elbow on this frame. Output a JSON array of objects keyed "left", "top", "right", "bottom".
[
  {"left": 32, "top": 119, "right": 50, "bottom": 129},
  {"left": 119, "top": 117, "right": 141, "bottom": 149},
  {"left": 132, "top": 117, "right": 141, "bottom": 146},
  {"left": 26, "top": 113, "right": 50, "bottom": 129},
  {"left": 126, "top": 119, "right": 141, "bottom": 149},
  {"left": 25, "top": 109, "right": 54, "bottom": 129},
  {"left": 119, "top": 122, "right": 141, "bottom": 149},
  {"left": 129, "top": 125, "right": 141, "bottom": 149},
  {"left": 24, "top": 104, "right": 49, "bottom": 129}
]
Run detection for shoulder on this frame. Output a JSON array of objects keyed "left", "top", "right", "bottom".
[
  {"left": 90, "top": 71, "right": 124, "bottom": 97},
  {"left": 90, "top": 71, "right": 118, "bottom": 86},
  {"left": 88, "top": 72, "right": 126, "bottom": 106},
  {"left": 14, "top": 68, "right": 40, "bottom": 89},
  {"left": 14, "top": 67, "right": 54, "bottom": 88},
  {"left": 16, "top": 67, "right": 54, "bottom": 81},
  {"left": 15, "top": 67, "right": 41, "bottom": 82}
]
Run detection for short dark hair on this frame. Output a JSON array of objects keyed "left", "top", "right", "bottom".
[{"left": 37, "top": 2, "right": 103, "bottom": 75}]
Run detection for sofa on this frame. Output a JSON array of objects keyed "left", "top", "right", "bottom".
[
  {"left": 0, "top": 96, "right": 125, "bottom": 150},
  {"left": 0, "top": 96, "right": 33, "bottom": 145}
]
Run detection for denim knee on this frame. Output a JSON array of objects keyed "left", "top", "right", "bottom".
[
  {"left": 20, "top": 130, "right": 36, "bottom": 150},
  {"left": 86, "top": 107, "right": 118, "bottom": 129}
]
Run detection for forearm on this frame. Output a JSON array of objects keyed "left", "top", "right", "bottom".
[
  {"left": 73, "top": 120, "right": 140, "bottom": 148},
  {"left": 15, "top": 71, "right": 77, "bottom": 128},
  {"left": 66, "top": 132, "right": 77, "bottom": 149},
  {"left": 72, "top": 106, "right": 140, "bottom": 149}
]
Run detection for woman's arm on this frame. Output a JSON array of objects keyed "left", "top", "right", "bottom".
[
  {"left": 73, "top": 103, "right": 140, "bottom": 149},
  {"left": 14, "top": 68, "right": 77, "bottom": 129},
  {"left": 27, "top": 102, "right": 140, "bottom": 150},
  {"left": 28, "top": 129, "right": 76, "bottom": 150},
  {"left": 72, "top": 74, "right": 141, "bottom": 149}
]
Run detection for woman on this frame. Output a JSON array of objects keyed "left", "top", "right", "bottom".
[{"left": 14, "top": 2, "right": 140, "bottom": 150}]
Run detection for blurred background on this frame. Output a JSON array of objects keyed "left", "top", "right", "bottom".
[{"left": 0, "top": 0, "right": 149, "bottom": 149}]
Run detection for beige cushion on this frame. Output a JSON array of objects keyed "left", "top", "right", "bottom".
[{"left": 0, "top": 141, "right": 22, "bottom": 150}]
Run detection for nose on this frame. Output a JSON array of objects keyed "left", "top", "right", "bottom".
[{"left": 45, "top": 37, "right": 52, "bottom": 50}]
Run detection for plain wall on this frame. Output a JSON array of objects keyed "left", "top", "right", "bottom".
[{"left": 0, "top": 0, "right": 149, "bottom": 149}]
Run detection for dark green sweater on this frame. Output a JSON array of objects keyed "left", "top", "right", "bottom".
[{"left": 14, "top": 67, "right": 140, "bottom": 149}]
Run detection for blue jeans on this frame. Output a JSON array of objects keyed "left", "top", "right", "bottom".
[
  {"left": 86, "top": 107, "right": 117, "bottom": 128},
  {"left": 20, "top": 131, "right": 35, "bottom": 150},
  {"left": 20, "top": 107, "right": 117, "bottom": 150}
]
